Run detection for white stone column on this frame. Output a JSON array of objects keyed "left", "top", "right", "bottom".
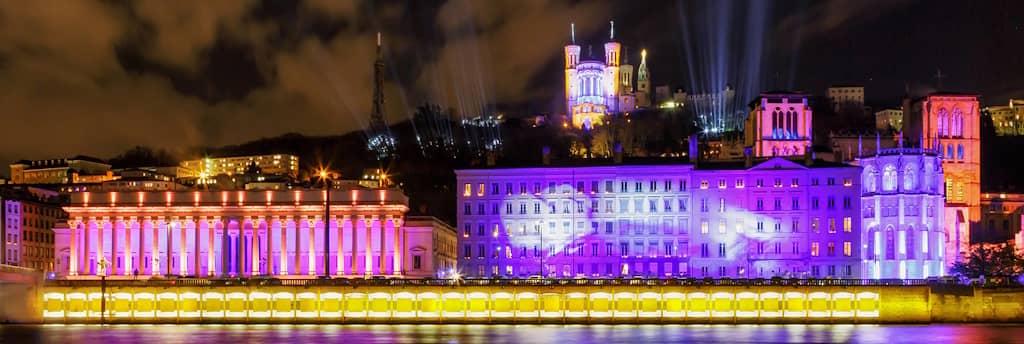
[
  {"left": 111, "top": 217, "right": 120, "bottom": 276},
  {"left": 151, "top": 218, "right": 160, "bottom": 276},
  {"left": 251, "top": 217, "right": 261, "bottom": 276},
  {"left": 68, "top": 219, "right": 79, "bottom": 276},
  {"left": 99, "top": 217, "right": 109, "bottom": 276},
  {"left": 139, "top": 216, "right": 149, "bottom": 276},
  {"left": 124, "top": 217, "right": 133, "bottom": 276},
  {"left": 276, "top": 216, "right": 286, "bottom": 276},
  {"left": 378, "top": 215, "right": 386, "bottom": 275},
  {"left": 307, "top": 217, "right": 317, "bottom": 276},
  {"left": 364, "top": 216, "right": 374, "bottom": 275},
  {"left": 392, "top": 216, "right": 402, "bottom": 275},
  {"left": 335, "top": 215, "right": 344, "bottom": 275},
  {"left": 85, "top": 218, "right": 93, "bottom": 275},
  {"left": 191, "top": 217, "right": 200, "bottom": 276},
  {"left": 350, "top": 216, "right": 358, "bottom": 275},
  {"left": 291, "top": 216, "right": 300, "bottom": 276},
  {"left": 206, "top": 218, "right": 217, "bottom": 277}
]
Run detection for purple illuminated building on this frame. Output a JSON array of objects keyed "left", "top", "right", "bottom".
[{"left": 456, "top": 156, "right": 866, "bottom": 279}]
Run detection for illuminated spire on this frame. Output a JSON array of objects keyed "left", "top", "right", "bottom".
[
  {"left": 638, "top": 49, "right": 649, "bottom": 82},
  {"left": 570, "top": 22, "right": 575, "bottom": 44},
  {"left": 610, "top": 20, "right": 615, "bottom": 40}
]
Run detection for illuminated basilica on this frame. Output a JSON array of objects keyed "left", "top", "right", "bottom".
[{"left": 564, "top": 22, "right": 649, "bottom": 130}]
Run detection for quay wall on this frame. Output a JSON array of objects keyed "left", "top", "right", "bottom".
[{"left": 33, "top": 281, "right": 1021, "bottom": 324}]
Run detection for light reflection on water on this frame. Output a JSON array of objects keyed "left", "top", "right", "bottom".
[{"left": 3, "top": 324, "right": 1024, "bottom": 344}]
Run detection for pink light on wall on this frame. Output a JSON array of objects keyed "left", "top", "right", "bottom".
[
  {"left": 293, "top": 190, "right": 301, "bottom": 205},
  {"left": 193, "top": 192, "right": 200, "bottom": 206},
  {"left": 266, "top": 190, "right": 273, "bottom": 205},
  {"left": 379, "top": 190, "right": 386, "bottom": 205},
  {"left": 165, "top": 191, "right": 172, "bottom": 206},
  {"left": 221, "top": 191, "right": 229, "bottom": 206},
  {"left": 237, "top": 191, "right": 245, "bottom": 206},
  {"left": 83, "top": 192, "right": 90, "bottom": 206},
  {"left": 138, "top": 191, "right": 145, "bottom": 207},
  {"left": 109, "top": 191, "right": 117, "bottom": 207},
  {"left": 351, "top": 190, "right": 359, "bottom": 205}
]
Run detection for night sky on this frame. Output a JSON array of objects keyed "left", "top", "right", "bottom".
[{"left": 1, "top": 0, "right": 1022, "bottom": 170}]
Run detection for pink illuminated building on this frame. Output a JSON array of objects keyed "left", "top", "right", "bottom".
[
  {"left": 50, "top": 189, "right": 459, "bottom": 279},
  {"left": 744, "top": 93, "right": 813, "bottom": 158},
  {"left": 905, "top": 93, "right": 981, "bottom": 264}
]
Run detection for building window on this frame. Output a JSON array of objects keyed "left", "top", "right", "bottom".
[
  {"left": 718, "top": 179, "right": 726, "bottom": 189},
  {"left": 843, "top": 242, "right": 852, "bottom": 257},
  {"left": 701, "top": 221, "right": 709, "bottom": 234},
  {"left": 700, "top": 180, "right": 709, "bottom": 189},
  {"left": 463, "top": 183, "right": 472, "bottom": 196},
  {"left": 827, "top": 242, "right": 836, "bottom": 256},
  {"left": 717, "top": 243, "right": 726, "bottom": 257},
  {"left": 811, "top": 242, "right": 820, "bottom": 257},
  {"left": 843, "top": 217, "right": 852, "bottom": 232},
  {"left": 413, "top": 255, "right": 422, "bottom": 269},
  {"left": 882, "top": 165, "right": 897, "bottom": 191},
  {"left": 478, "top": 183, "right": 485, "bottom": 196}
]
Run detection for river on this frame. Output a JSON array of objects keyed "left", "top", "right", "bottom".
[{"left": 3, "top": 324, "right": 1024, "bottom": 343}]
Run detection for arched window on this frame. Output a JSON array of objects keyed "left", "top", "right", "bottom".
[
  {"left": 864, "top": 166, "right": 878, "bottom": 193},
  {"left": 903, "top": 164, "right": 916, "bottom": 191},
  {"left": 771, "top": 111, "right": 779, "bottom": 135},
  {"left": 952, "top": 108, "right": 964, "bottom": 137},
  {"left": 885, "top": 226, "right": 895, "bottom": 260},
  {"left": 937, "top": 108, "right": 948, "bottom": 136},
  {"left": 867, "top": 227, "right": 879, "bottom": 260},
  {"left": 882, "top": 164, "right": 897, "bottom": 191},
  {"left": 957, "top": 144, "right": 964, "bottom": 161},
  {"left": 947, "top": 143, "right": 954, "bottom": 160},
  {"left": 788, "top": 111, "right": 796, "bottom": 137}
]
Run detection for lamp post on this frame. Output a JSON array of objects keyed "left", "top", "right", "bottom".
[
  {"left": 319, "top": 169, "right": 332, "bottom": 278},
  {"left": 98, "top": 257, "right": 110, "bottom": 324}
]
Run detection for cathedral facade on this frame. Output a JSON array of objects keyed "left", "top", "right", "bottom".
[{"left": 905, "top": 93, "right": 981, "bottom": 263}]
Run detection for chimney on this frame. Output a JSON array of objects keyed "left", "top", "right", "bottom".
[
  {"left": 542, "top": 146, "right": 551, "bottom": 165},
  {"left": 744, "top": 147, "right": 753, "bottom": 168},
  {"left": 613, "top": 143, "right": 623, "bottom": 164},
  {"left": 688, "top": 134, "right": 699, "bottom": 165},
  {"left": 804, "top": 145, "right": 813, "bottom": 166}
]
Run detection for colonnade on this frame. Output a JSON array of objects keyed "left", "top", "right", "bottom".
[{"left": 66, "top": 215, "right": 406, "bottom": 278}]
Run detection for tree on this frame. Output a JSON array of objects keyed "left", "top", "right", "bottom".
[{"left": 950, "top": 244, "right": 1024, "bottom": 279}]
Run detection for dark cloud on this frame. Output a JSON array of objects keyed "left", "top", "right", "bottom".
[
  {"left": 0, "top": 0, "right": 611, "bottom": 169},
  {"left": 1, "top": 0, "right": 1022, "bottom": 172}
]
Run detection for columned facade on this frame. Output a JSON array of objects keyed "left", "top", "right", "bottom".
[{"left": 59, "top": 189, "right": 409, "bottom": 279}]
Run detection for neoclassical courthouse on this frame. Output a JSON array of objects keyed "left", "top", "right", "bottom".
[{"left": 53, "top": 189, "right": 458, "bottom": 279}]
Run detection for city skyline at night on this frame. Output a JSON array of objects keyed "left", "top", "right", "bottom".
[{"left": 4, "top": 1, "right": 1024, "bottom": 338}]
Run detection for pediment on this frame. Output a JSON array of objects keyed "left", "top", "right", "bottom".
[{"left": 748, "top": 157, "right": 808, "bottom": 171}]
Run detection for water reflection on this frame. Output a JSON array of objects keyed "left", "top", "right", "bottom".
[{"left": 2, "top": 324, "right": 1023, "bottom": 344}]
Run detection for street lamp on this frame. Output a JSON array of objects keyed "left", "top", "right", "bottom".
[
  {"left": 98, "top": 257, "right": 110, "bottom": 324},
  {"left": 318, "top": 169, "right": 333, "bottom": 278}
]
